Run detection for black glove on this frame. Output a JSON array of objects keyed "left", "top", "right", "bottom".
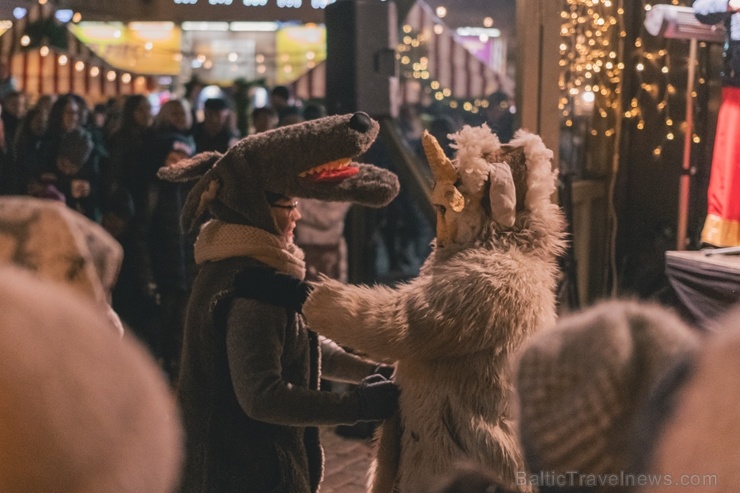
[
  {"left": 372, "top": 363, "right": 395, "bottom": 380},
  {"left": 233, "top": 265, "right": 313, "bottom": 313},
  {"left": 354, "top": 374, "right": 400, "bottom": 422}
]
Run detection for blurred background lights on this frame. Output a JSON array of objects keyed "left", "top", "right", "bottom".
[{"left": 54, "top": 9, "right": 74, "bottom": 23}]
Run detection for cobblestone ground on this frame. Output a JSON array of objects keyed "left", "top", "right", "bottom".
[{"left": 320, "top": 427, "right": 374, "bottom": 493}]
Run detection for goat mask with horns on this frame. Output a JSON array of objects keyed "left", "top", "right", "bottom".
[{"left": 422, "top": 124, "right": 560, "bottom": 252}]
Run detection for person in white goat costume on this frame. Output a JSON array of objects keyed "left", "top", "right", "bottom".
[{"left": 303, "top": 124, "right": 567, "bottom": 493}]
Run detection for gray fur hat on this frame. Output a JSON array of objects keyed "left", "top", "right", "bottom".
[
  {"left": 515, "top": 300, "right": 700, "bottom": 483},
  {"left": 0, "top": 197, "right": 122, "bottom": 332}
]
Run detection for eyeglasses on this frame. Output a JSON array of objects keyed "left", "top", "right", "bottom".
[{"left": 270, "top": 201, "right": 299, "bottom": 210}]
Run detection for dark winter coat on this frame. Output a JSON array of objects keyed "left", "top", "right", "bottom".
[
  {"left": 130, "top": 128, "right": 197, "bottom": 292},
  {"left": 177, "top": 256, "right": 370, "bottom": 493},
  {"left": 33, "top": 128, "right": 103, "bottom": 222},
  {"left": 193, "top": 122, "right": 239, "bottom": 154},
  {"left": 105, "top": 125, "right": 152, "bottom": 201}
]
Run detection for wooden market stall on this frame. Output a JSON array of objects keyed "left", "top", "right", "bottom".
[
  {"left": 0, "top": 5, "right": 157, "bottom": 103},
  {"left": 290, "top": 0, "right": 508, "bottom": 106}
]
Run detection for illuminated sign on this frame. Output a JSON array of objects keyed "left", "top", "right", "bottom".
[
  {"left": 169, "top": 0, "right": 333, "bottom": 6},
  {"left": 44, "top": 0, "right": 338, "bottom": 23},
  {"left": 456, "top": 27, "right": 502, "bottom": 38},
  {"left": 69, "top": 22, "right": 182, "bottom": 75},
  {"left": 275, "top": 24, "right": 325, "bottom": 84},
  {"left": 164, "top": 0, "right": 336, "bottom": 22}
]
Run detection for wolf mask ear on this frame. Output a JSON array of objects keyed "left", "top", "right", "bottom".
[
  {"left": 156, "top": 151, "right": 222, "bottom": 183},
  {"left": 181, "top": 175, "right": 221, "bottom": 233},
  {"left": 488, "top": 162, "right": 516, "bottom": 228},
  {"left": 156, "top": 151, "right": 224, "bottom": 232}
]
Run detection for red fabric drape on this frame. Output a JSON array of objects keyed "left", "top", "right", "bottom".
[{"left": 702, "top": 86, "right": 740, "bottom": 246}]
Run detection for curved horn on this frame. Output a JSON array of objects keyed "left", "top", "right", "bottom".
[
  {"left": 423, "top": 130, "right": 465, "bottom": 213},
  {"left": 422, "top": 130, "right": 457, "bottom": 183},
  {"left": 445, "top": 189, "right": 465, "bottom": 213}
]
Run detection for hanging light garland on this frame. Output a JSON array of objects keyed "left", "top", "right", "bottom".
[
  {"left": 397, "top": 23, "right": 487, "bottom": 115},
  {"left": 559, "top": 0, "right": 627, "bottom": 295},
  {"left": 624, "top": 0, "right": 697, "bottom": 160},
  {"left": 559, "top": 0, "right": 624, "bottom": 145},
  {"left": 560, "top": 0, "right": 703, "bottom": 293},
  {"left": 6, "top": 0, "right": 147, "bottom": 93}
]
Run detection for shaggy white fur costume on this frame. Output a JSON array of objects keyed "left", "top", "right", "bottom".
[{"left": 303, "top": 126, "right": 566, "bottom": 493}]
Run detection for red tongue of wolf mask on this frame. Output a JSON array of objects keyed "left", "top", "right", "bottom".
[{"left": 157, "top": 112, "right": 400, "bottom": 234}]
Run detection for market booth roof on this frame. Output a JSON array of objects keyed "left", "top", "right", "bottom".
[
  {"left": 0, "top": 5, "right": 162, "bottom": 102},
  {"left": 291, "top": 0, "right": 506, "bottom": 106}
]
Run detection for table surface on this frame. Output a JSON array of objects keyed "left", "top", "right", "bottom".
[{"left": 666, "top": 250, "right": 740, "bottom": 274}]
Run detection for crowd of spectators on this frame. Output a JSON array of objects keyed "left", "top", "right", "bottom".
[
  {"left": 0, "top": 83, "right": 318, "bottom": 383},
  {"left": 0, "top": 80, "right": 516, "bottom": 382}
]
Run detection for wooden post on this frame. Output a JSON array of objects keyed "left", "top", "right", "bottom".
[{"left": 515, "top": 0, "right": 562, "bottom": 165}]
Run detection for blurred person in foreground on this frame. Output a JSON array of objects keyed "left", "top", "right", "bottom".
[
  {"left": 0, "top": 196, "right": 124, "bottom": 334},
  {"left": 0, "top": 198, "right": 184, "bottom": 492}
]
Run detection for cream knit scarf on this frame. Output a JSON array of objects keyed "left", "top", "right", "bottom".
[{"left": 194, "top": 220, "right": 306, "bottom": 279}]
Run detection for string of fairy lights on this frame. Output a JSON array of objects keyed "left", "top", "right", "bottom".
[
  {"left": 10, "top": 1, "right": 151, "bottom": 88},
  {"left": 559, "top": 0, "right": 627, "bottom": 295},
  {"left": 628, "top": 0, "right": 699, "bottom": 160},
  {"left": 559, "top": 0, "right": 707, "bottom": 162},
  {"left": 396, "top": 23, "right": 490, "bottom": 115},
  {"left": 559, "top": 0, "right": 624, "bottom": 146},
  {"left": 560, "top": 0, "right": 707, "bottom": 292}
]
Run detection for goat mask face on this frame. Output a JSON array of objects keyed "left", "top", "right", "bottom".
[{"left": 422, "top": 124, "right": 557, "bottom": 250}]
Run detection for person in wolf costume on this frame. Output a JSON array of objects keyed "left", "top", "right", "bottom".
[
  {"left": 158, "top": 112, "right": 401, "bottom": 493},
  {"left": 302, "top": 125, "right": 567, "bottom": 493}
]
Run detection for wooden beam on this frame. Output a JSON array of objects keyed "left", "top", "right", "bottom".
[{"left": 515, "top": 0, "right": 561, "bottom": 167}]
